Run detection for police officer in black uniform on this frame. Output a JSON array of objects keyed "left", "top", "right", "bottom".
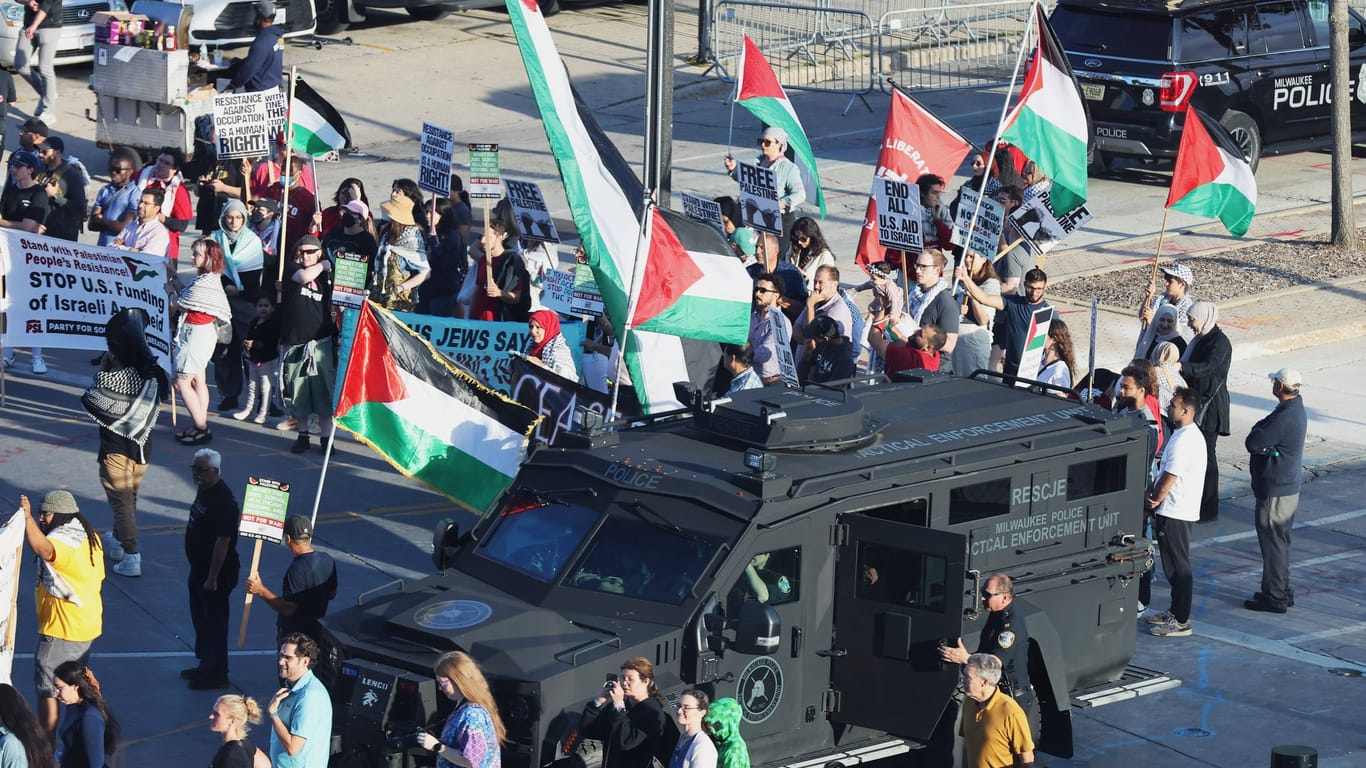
[{"left": 941, "top": 573, "right": 1040, "bottom": 742}]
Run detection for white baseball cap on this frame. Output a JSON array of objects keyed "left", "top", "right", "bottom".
[{"left": 1268, "top": 368, "right": 1303, "bottom": 388}]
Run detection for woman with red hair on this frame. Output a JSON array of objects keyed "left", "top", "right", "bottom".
[
  {"left": 524, "top": 309, "right": 577, "bottom": 381},
  {"left": 166, "top": 237, "right": 232, "bottom": 445}
]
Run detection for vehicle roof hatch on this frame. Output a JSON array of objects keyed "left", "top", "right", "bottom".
[{"left": 689, "top": 386, "right": 886, "bottom": 452}]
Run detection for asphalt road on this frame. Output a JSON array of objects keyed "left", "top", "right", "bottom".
[{"left": 4, "top": 3, "right": 1366, "bottom": 766}]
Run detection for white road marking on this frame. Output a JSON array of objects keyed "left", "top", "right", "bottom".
[
  {"left": 1194, "top": 508, "right": 1366, "bottom": 548},
  {"left": 1284, "top": 622, "right": 1366, "bottom": 645},
  {"left": 1197, "top": 623, "right": 1366, "bottom": 673}
]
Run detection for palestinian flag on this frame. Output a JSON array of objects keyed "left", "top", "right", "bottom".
[
  {"left": 1166, "top": 107, "right": 1257, "bottom": 237},
  {"left": 290, "top": 77, "right": 351, "bottom": 157},
  {"left": 334, "top": 302, "right": 540, "bottom": 515},
  {"left": 734, "top": 34, "right": 826, "bottom": 217},
  {"left": 1016, "top": 305, "right": 1054, "bottom": 387},
  {"left": 505, "top": 0, "right": 748, "bottom": 413},
  {"left": 1000, "top": 10, "right": 1089, "bottom": 215}
]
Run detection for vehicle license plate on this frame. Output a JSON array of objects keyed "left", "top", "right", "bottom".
[
  {"left": 80, "top": 32, "right": 94, "bottom": 48},
  {"left": 1081, "top": 82, "right": 1105, "bottom": 101}
]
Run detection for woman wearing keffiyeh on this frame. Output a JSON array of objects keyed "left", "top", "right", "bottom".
[
  {"left": 81, "top": 308, "right": 168, "bottom": 578},
  {"left": 166, "top": 238, "right": 233, "bottom": 446}
]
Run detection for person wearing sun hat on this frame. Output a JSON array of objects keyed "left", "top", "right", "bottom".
[
  {"left": 1244, "top": 368, "right": 1308, "bottom": 614},
  {"left": 723, "top": 125, "right": 807, "bottom": 257},
  {"left": 375, "top": 190, "right": 430, "bottom": 311}
]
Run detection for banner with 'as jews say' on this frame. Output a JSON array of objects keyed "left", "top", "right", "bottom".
[{"left": 1, "top": 230, "right": 172, "bottom": 371}]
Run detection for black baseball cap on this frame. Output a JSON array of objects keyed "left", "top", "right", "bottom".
[
  {"left": 294, "top": 234, "right": 323, "bottom": 251},
  {"left": 19, "top": 118, "right": 48, "bottom": 136},
  {"left": 283, "top": 515, "right": 313, "bottom": 540},
  {"left": 8, "top": 150, "right": 40, "bottom": 169},
  {"left": 253, "top": 0, "right": 276, "bottom": 18}
]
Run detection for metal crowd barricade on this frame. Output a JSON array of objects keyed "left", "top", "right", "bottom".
[
  {"left": 711, "top": 0, "right": 878, "bottom": 114},
  {"left": 878, "top": 0, "right": 1039, "bottom": 92}
]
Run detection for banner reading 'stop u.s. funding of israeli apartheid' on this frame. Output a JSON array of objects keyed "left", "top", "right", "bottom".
[{"left": 1, "top": 231, "right": 172, "bottom": 370}]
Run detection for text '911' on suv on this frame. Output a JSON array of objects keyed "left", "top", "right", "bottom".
[{"left": 1051, "top": 0, "right": 1366, "bottom": 172}]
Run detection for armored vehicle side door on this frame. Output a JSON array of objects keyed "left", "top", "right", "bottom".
[{"left": 828, "top": 513, "right": 965, "bottom": 741}]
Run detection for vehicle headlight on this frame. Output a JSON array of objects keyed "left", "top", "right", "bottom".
[{"left": 1, "top": 4, "right": 25, "bottom": 26}]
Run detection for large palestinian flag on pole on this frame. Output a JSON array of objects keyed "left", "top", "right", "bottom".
[
  {"left": 1166, "top": 107, "right": 1257, "bottom": 237},
  {"left": 1000, "top": 9, "right": 1089, "bottom": 215},
  {"left": 734, "top": 34, "right": 826, "bottom": 217},
  {"left": 334, "top": 302, "right": 540, "bottom": 515},
  {"left": 289, "top": 76, "right": 351, "bottom": 157},
  {"left": 505, "top": 0, "right": 749, "bottom": 413}
]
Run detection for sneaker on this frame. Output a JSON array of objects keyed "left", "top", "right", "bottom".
[
  {"left": 101, "top": 532, "right": 125, "bottom": 562},
  {"left": 231, "top": 408, "right": 252, "bottom": 421},
  {"left": 275, "top": 417, "right": 299, "bottom": 432},
  {"left": 30, "top": 357, "right": 47, "bottom": 375},
  {"left": 1136, "top": 601, "right": 1149, "bottom": 618},
  {"left": 35, "top": 111, "right": 55, "bottom": 125},
  {"left": 252, "top": 411, "right": 268, "bottom": 425},
  {"left": 1150, "top": 618, "right": 1192, "bottom": 637},
  {"left": 290, "top": 434, "right": 310, "bottom": 453},
  {"left": 112, "top": 552, "right": 142, "bottom": 577},
  {"left": 2, "top": 355, "right": 14, "bottom": 369},
  {"left": 1143, "top": 610, "right": 1174, "bottom": 626}
]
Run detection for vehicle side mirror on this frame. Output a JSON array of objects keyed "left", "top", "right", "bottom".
[
  {"left": 733, "top": 601, "right": 782, "bottom": 655},
  {"left": 431, "top": 518, "right": 460, "bottom": 572},
  {"left": 1351, "top": 25, "right": 1366, "bottom": 48}
]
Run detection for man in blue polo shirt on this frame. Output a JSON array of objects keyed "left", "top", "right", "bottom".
[{"left": 268, "top": 633, "right": 333, "bottom": 768}]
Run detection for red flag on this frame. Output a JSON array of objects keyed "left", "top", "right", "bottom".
[{"left": 854, "top": 90, "right": 973, "bottom": 270}]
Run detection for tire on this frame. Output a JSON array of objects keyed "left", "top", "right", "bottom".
[
  {"left": 406, "top": 4, "right": 451, "bottom": 20},
  {"left": 541, "top": 0, "right": 561, "bottom": 16},
  {"left": 1087, "top": 149, "right": 1109, "bottom": 177},
  {"left": 313, "top": 0, "right": 349, "bottom": 35},
  {"left": 1219, "top": 109, "right": 1261, "bottom": 173}
]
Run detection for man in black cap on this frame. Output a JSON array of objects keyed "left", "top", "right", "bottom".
[
  {"left": 245, "top": 514, "right": 338, "bottom": 646},
  {"left": 1, "top": 150, "right": 49, "bottom": 373},
  {"left": 36, "top": 136, "right": 85, "bottom": 242},
  {"left": 16, "top": 117, "right": 47, "bottom": 153},
  {"left": 228, "top": 0, "right": 285, "bottom": 93}
]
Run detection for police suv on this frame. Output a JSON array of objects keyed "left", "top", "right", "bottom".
[
  {"left": 1051, "top": 0, "right": 1366, "bottom": 171},
  {"left": 320, "top": 374, "right": 1176, "bottom": 767}
]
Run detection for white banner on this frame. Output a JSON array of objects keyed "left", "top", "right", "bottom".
[
  {"left": 769, "top": 307, "right": 799, "bottom": 388},
  {"left": 736, "top": 161, "right": 782, "bottom": 235},
  {"left": 1, "top": 231, "right": 172, "bottom": 369},
  {"left": 0, "top": 508, "right": 22, "bottom": 685},
  {"left": 419, "top": 122, "right": 456, "bottom": 196},
  {"left": 871, "top": 177, "right": 923, "bottom": 252},
  {"left": 213, "top": 90, "right": 272, "bottom": 160},
  {"left": 505, "top": 178, "right": 559, "bottom": 243}
]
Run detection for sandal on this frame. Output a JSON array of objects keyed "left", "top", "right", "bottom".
[{"left": 178, "top": 428, "right": 213, "bottom": 445}]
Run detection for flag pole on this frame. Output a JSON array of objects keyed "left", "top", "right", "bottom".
[
  {"left": 727, "top": 30, "right": 744, "bottom": 157},
  {"left": 310, "top": 419, "right": 339, "bottom": 529},
  {"left": 277, "top": 66, "right": 300, "bottom": 304},
  {"left": 953, "top": 1, "right": 1037, "bottom": 295},
  {"left": 1144, "top": 207, "right": 1172, "bottom": 326},
  {"left": 608, "top": 190, "right": 657, "bottom": 422}
]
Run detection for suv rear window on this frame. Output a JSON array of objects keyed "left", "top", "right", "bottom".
[{"left": 1052, "top": 5, "right": 1172, "bottom": 61}]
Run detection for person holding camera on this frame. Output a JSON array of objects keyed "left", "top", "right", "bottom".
[
  {"left": 578, "top": 657, "right": 673, "bottom": 768},
  {"left": 416, "top": 652, "right": 506, "bottom": 768}
]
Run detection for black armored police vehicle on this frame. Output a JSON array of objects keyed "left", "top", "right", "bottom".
[{"left": 319, "top": 373, "right": 1176, "bottom": 767}]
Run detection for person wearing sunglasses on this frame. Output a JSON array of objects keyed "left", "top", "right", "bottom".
[
  {"left": 89, "top": 147, "right": 144, "bottom": 248},
  {"left": 939, "top": 574, "right": 1039, "bottom": 743},
  {"left": 182, "top": 448, "right": 241, "bottom": 690},
  {"left": 723, "top": 127, "right": 806, "bottom": 256}
]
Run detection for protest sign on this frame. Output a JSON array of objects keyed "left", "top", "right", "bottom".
[
  {"left": 1011, "top": 191, "right": 1092, "bottom": 255},
  {"left": 336, "top": 309, "right": 586, "bottom": 395},
  {"left": 237, "top": 476, "right": 290, "bottom": 648},
  {"left": 331, "top": 250, "right": 370, "bottom": 308},
  {"left": 540, "top": 269, "right": 575, "bottom": 315},
  {"left": 240, "top": 477, "right": 290, "bottom": 544},
  {"left": 1016, "top": 305, "right": 1055, "bottom": 388},
  {"left": 213, "top": 91, "right": 271, "bottom": 159},
  {"left": 680, "top": 191, "right": 724, "bottom": 229},
  {"left": 571, "top": 266, "right": 604, "bottom": 316},
  {"left": 951, "top": 186, "right": 1005, "bottom": 258},
  {"left": 0, "top": 231, "right": 171, "bottom": 370},
  {"left": 769, "top": 307, "right": 800, "bottom": 387},
  {"left": 736, "top": 161, "right": 782, "bottom": 235},
  {"left": 541, "top": 266, "right": 604, "bottom": 317},
  {"left": 505, "top": 178, "right": 559, "bottom": 243},
  {"left": 0, "top": 509, "right": 23, "bottom": 684},
  {"left": 510, "top": 357, "right": 640, "bottom": 445},
  {"left": 469, "top": 143, "right": 502, "bottom": 199},
  {"left": 265, "top": 87, "right": 287, "bottom": 144},
  {"left": 871, "top": 177, "right": 923, "bottom": 252},
  {"left": 419, "top": 122, "right": 456, "bottom": 196}
]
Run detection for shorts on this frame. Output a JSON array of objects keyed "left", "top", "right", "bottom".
[
  {"left": 34, "top": 635, "right": 93, "bottom": 697},
  {"left": 175, "top": 321, "right": 217, "bottom": 377}
]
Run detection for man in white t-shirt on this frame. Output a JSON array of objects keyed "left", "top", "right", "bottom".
[{"left": 1143, "top": 387, "right": 1207, "bottom": 638}]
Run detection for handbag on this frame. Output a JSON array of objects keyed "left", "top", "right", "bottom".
[{"left": 213, "top": 316, "right": 233, "bottom": 345}]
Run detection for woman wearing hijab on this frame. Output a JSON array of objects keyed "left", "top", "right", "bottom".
[
  {"left": 1135, "top": 304, "right": 1187, "bottom": 360},
  {"left": 525, "top": 310, "right": 578, "bottom": 381},
  {"left": 211, "top": 199, "right": 267, "bottom": 412},
  {"left": 1149, "top": 340, "right": 1187, "bottom": 412},
  {"left": 1180, "top": 301, "right": 1232, "bottom": 522},
  {"left": 723, "top": 126, "right": 806, "bottom": 255}
]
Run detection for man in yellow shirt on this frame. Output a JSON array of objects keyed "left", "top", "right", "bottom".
[
  {"left": 20, "top": 490, "right": 105, "bottom": 737},
  {"left": 960, "top": 653, "right": 1035, "bottom": 768}
]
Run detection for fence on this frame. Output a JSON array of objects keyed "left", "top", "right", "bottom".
[{"left": 708, "top": 0, "right": 1041, "bottom": 102}]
